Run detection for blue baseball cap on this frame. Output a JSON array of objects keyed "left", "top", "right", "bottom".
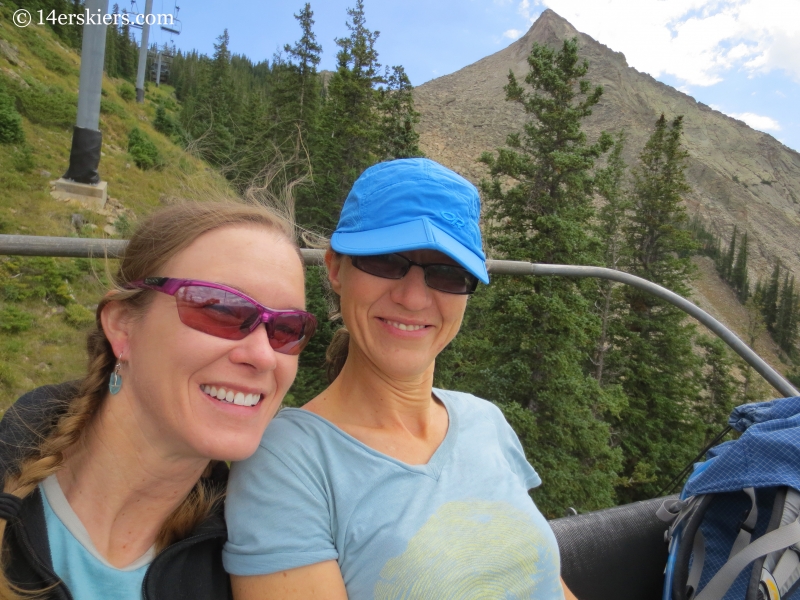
[{"left": 331, "top": 158, "right": 489, "bottom": 284}]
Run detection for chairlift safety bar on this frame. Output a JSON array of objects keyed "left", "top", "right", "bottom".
[{"left": 1, "top": 234, "right": 797, "bottom": 398}]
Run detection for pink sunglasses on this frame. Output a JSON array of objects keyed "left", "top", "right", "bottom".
[{"left": 127, "top": 278, "right": 317, "bottom": 355}]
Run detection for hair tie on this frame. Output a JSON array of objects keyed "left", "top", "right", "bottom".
[{"left": 0, "top": 493, "right": 23, "bottom": 521}]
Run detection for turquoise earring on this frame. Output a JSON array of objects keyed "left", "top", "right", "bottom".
[{"left": 108, "top": 356, "right": 123, "bottom": 395}]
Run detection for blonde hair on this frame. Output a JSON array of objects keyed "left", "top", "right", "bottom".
[{"left": 0, "top": 201, "right": 297, "bottom": 599}]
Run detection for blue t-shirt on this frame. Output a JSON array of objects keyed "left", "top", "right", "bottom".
[
  {"left": 40, "top": 474, "right": 153, "bottom": 600},
  {"left": 224, "top": 389, "right": 564, "bottom": 600}
]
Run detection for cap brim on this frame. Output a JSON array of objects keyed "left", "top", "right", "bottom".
[{"left": 331, "top": 218, "right": 489, "bottom": 284}]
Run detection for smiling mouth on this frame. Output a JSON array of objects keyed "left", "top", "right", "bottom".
[
  {"left": 201, "top": 385, "right": 262, "bottom": 407},
  {"left": 380, "top": 318, "right": 429, "bottom": 332}
]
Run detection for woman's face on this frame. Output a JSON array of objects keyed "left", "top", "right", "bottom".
[
  {"left": 328, "top": 249, "right": 468, "bottom": 380},
  {"left": 108, "top": 225, "right": 305, "bottom": 462}
]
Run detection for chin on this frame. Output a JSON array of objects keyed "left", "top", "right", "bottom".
[{"left": 197, "top": 432, "right": 263, "bottom": 463}]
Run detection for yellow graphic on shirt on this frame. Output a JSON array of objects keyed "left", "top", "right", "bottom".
[{"left": 374, "top": 500, "right": 561, "bottom": 600}]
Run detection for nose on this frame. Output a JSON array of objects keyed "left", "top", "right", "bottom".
[
  {"left": 228, "top": 323, "right": 279, "bottom": 372},
  {"left": 389, "top": 264, "right": 432, "bottom": 311}
]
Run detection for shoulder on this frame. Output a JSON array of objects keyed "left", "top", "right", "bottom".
[
  {"left": 230, "top": 408, "right": 343, "bottom": 489},
  {"left": 0, "top": 381, "right": 80, "bottom": 479},
  {"left": 433, "top": 388, "right": 507, "bottom": 424}
]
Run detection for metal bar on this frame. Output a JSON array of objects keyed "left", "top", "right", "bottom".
[
  {"left": 487, "top": 260, "right": 799, "bottom": 397},
  {"left": 1, "top": 235, "right": 796, "bottom": 397}
]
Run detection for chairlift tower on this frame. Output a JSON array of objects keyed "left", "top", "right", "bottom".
[
  {"left": 56, "top": 0, "right": 110, "bottom": 208},
  {"left": 132, "top": 0, "right": 153, "bottom": 102},
  {"left": 150, "top": 44, "right": 175, "bottom": 86},
  {"left": 131, "top": 1, "right": 181, "bottom": 98}
]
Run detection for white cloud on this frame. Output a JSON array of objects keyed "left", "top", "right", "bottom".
[
  {"left": 503, "top": 28, "right": 523, "bottom": 39},
  {"left": 518, "top": 0, "right": 536, "bottom": 22},
  {"left": 727, "top": 112, "right": 782, "bottom": 132},
  {"left": 524, "top": 0, "right": 800, "bottom": 86}
]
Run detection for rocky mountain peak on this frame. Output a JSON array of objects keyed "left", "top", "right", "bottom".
[{"left": 413, "top": 10, "right": 799, "bottom": 285}]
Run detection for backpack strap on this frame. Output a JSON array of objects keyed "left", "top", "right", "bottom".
[
  {"left": 694, "top": 520, "right": 800, "bottom": 600},
  {"left": 671, "top": 495, "right": 715, "bottom": 600},
  {"left": 730, "top": 488, "right": 758, "bottom": 558},
  {"left": 762, "top": 488, "right": 800, "bottom": 599}
]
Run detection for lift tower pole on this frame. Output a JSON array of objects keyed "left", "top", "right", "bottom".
[
  {"left": 135, "top": 0, "right": 154, "bottom": 102},
  {"left": 60, "top": 0, "right": 109, "bottom": 192}
]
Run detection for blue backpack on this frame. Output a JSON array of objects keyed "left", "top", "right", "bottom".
[{"left": 661, "top": 396, "right": 800, "bottom": 600}]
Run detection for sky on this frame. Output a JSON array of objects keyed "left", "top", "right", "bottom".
[{"left": 137, "top": 0, "right": 800, "bottom": 152}]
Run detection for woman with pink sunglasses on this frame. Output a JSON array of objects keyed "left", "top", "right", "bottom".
[
  {"left": 0, "top": 201, "right": 316, "bottom": 600},
  {"left": 224, "top": 159, "right": 577, "bottom": 600}
]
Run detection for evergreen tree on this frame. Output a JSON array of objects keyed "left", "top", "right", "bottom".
[
  {"left": 612, "top": 114, "right": 704, "bottom": 503},
  {"left": 117, "top": 17, "right": 137, "bottom": 80},
  {"left": 592, "top": 131, "right": 629, "bottom": 384},
  {"left": 721, "top": 226, "right": 737, "bottom": 282},
  {"left": 731, "top": 231, "right": 749, "bottom": 301},
  {"left": 741, "top": 297, "right": 771, "bottom": 402},
  {"left": 299, "top": 0, "right": 384, "bottom": 231},
  {"left": 104, "top": 5, "right": 119, "bottom": 77},
  {"left": 282, "top": 3, "right": 322, "bottom": 133},
  {"left": 762, "top": 261, "right": 781, "bottom": 331},
  {"left": 376, "top": 65, "right": 422, "bottom": 160},
  {"left": 443, "top": 38, "right": 621, "bottom": 517},
  {"left": 776, "top": 274, "right": 798, "bottom": 353},
  {"left": 696, "top": 336, "right": 737, "bottom": 444}
]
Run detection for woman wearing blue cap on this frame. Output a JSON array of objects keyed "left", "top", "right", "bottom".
[{"left": 224, "top": 158, "right": 577, "bottom": 599}]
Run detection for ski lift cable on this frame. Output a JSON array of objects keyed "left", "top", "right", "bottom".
[{"left": 0, "top": 236, "right": 796, "bottom": 398}]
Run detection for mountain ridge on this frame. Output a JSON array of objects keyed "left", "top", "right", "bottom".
[{"left": 414, "top": 9, "right": 800, "bottom": 285}]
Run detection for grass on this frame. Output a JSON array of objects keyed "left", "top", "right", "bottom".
[{"left": 0, "top": 9, "right": 233, "bottom": 409}]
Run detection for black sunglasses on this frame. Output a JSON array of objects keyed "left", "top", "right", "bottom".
[{"left": 350, "top": 254, "right": 479, "bottom": 295}]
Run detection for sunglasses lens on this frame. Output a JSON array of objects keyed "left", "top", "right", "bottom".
[
  {"left": 175, "top": 286, "right": 257, "bottom": 340},
  {"left": 351, "top": 254, "right": 408, "bottom": 279},
  {"left": 425, "top": 265, "right": 479, "bottom": 295},
  {"left": 268, "top": 313, "right": 317, "bottom": 356}
]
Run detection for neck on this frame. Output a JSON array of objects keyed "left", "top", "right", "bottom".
[
  {"left": 318, "top": 343, "right": 438, "bottom": 430},
  {"left": 58, "top": 393, "right": 208, "bottom": 568}
]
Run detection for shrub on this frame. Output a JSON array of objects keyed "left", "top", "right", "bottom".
[
  {"left": 12, "top": 144, "right": 35, "bottom": 172},
  {"left": 0, "top": 361, "right": 17, "bottom": 392},
  {"left": 0, "top": 306, "right": 34, "bottom": 333},
  {"left": 0, "top": 92, "right": 24, "bottom": 144},
  {"left": 100, "top": 98, "right": 126, "bottom": 118},
  {"left": 128, "top": 127, "right": 163, "bottom": 170},
  {"left": 118, "top": 82, "right": 136, "bottom": 102},
  {"left": 154, "top": 105, "right": 175, "bottom": 136},
  {"left": 64, "top": 303, "right": 95, "bottom": 328},
  {"left": 2, "top": 280, "right": 29, "bottom": 302},
  {"left": 113, "top": 213, "right": 134, "bottom": 237},
  {"left": 15, "top": 84, "right": 76, "bottom": 129},
  {"left": 28, "top": 43, "right": 74, "bottom": 75}
]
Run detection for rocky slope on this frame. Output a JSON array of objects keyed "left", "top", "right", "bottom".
[{"left": 414, "top": 9, "right": 800, "bottom": 284}]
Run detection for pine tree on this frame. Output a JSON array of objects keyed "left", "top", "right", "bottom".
[
  {"left": 592, "top": 131, "right": 629, "bottom": 384},
  {"left": 282, "top": 3, "right": 322, "bottom": 133},
  {"left": 762, "top": 261, "right": 781, "bottom": 331},
  {"left": 731, "top": 231, "right": 749, "bottom": 301},
  {"left": 741, "top": 297, "right": 771, "bottom": 402},
  {"left": 721, "top": 226, "right": 737, "bottom": 282},
  {"left": 104, "top": 5, "right": 119, "bottom": 77},
  {"left": 376, "top": 65, "right": 422, "bottom": 160},
  {"left": 443, "top": 38, "right": 621, "bottom": 516},
  {"left": 613, "top": 114, "right": 704, "bottom": 503},
  {"left": 697, "top": 336, "right": 737, "bottom": 444},
  {"left": 299, "top": 0, "right": 384, "bottom": 231},
  {"left": 776, "top": 274, "right": 798, "bottom": 353}
]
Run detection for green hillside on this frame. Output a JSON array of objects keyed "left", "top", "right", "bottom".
[{"left": 0, "top": 6, "right": 231, "bottom": 406}]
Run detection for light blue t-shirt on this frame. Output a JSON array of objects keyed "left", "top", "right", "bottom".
[
  {"left": 224, "top": 389, "right": 564, "bottom": 600},
  {"left": 40, "top": 475, "right": 153, "bottom": 600}
]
